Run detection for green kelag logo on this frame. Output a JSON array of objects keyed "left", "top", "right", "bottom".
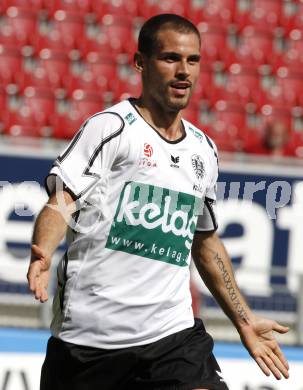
[{"left": 105, "top": 182, "right": 201, "bottom": 267}]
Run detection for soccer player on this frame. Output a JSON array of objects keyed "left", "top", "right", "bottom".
[{"left": 27, "top": 14, "right": 289, "bottom": 390}]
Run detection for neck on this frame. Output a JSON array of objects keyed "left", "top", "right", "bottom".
[{"left": 134, "top": 96, "right": 185, "bottom": 142}]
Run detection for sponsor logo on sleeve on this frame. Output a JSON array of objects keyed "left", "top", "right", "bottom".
[
  {"left": 125, "top": 112, "right": 137, "bottom": 125},
  {"left": 188, "top": 126, "right": 204, "bottom": 142}
]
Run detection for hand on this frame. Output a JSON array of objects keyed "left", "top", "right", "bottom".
[
  {"left": 239, "top": 316, "right": 289, "bottom": 380},
  {"left": 27, "top": 244, "right": 51, "bottom": 303}
]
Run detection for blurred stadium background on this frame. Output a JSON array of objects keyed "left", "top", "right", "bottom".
[{"left": 0, "top": 0, "right": 303, "bottom": 389}]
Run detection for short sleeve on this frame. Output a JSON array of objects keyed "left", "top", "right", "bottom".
[
  {"left": 195, "top": 138, "right": 219, "bottom": 232},
  {"left": 45, "top": 112, "right": 124, "bottom": 205}
]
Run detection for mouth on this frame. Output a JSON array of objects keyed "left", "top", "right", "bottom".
[{"left": 170, "top": 82, "right": 191, "bottom": 96}]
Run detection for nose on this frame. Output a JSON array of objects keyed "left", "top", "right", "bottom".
[{"left": 176, "top": 59, "right": 190, "bottom": 78}]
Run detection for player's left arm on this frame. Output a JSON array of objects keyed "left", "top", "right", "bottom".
[{"left": 191, "top": 230, "right": 290, "bottom": 380}]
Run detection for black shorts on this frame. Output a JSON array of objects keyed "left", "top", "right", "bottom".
[{"left": 41, "top": 318, "right": 229, "bottom": 390}]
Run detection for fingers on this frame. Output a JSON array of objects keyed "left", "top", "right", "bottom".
[
  {"left": 28, "top": 271, "right": 49, "bottom": 302},
  {"left": 34, "top": 280, "right": 49, "bottom": 303},
  {"left": 27, "top": 261, "right": 40, "bottom": 291},
  {"left": 27, "top": 259, "right": 49, "bottom": 303},
  {"left": 255, "top": 349, "right": 289, "bottom": 380},
  {"left": 262, "top": 355, "right": 282, "bottom": 379},
  {"left": 273, "top": 344, "right": 290, "bottom": 371},
  {"left": 261, "top": 354, "right": 289, "bottom": 380},
  {"left": 269, "top": 351, "right": 289, "bottom": 379},
  {"left": 272, "top": 321, "right": 290, "bottom": 334},
  {"left": 255, "top": 356, "right": 271, "bottom": 377}
]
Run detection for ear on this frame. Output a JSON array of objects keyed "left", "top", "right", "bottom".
[{"left": 134, "top": 52, "right": 144, "bottom": 73}]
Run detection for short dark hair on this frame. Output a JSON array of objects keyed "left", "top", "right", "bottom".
[{"left": 138, "top": 14, "right": 201, "bottom": 57}]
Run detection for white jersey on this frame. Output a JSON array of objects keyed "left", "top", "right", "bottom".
[{"left": 46, "top": 99, "right": 219, "bottom": 349}]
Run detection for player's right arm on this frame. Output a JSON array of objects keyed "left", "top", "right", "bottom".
[
  {"left": 28, "top": 112, "right": 124, "bottom": 302},
  {"left": 27, "top": 190, "right": 75, "bottom": 303}
]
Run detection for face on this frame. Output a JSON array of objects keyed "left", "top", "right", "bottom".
[{"left": 137, "top": 29, "right": 201, "bottom": 112}]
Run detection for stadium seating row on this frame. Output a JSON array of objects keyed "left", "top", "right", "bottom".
[
  {"left": 1, "top": 11, "right": 303, "bottom": 78},
  {"left": 1, "top": 43, "right": 302, "bottom": 109},
  {"left": 1, "top": 0, "right": 303, "bottom": 31},
  {"left": 1, "top": 82, "right": 302, "bottom": 148},
  {"left": 0, "top": 0, "right": 302, "bottom": 155}
]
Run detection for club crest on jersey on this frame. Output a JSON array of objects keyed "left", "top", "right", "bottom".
[{"left": 191, "top": 154, "right": 205, "bottom": 180}]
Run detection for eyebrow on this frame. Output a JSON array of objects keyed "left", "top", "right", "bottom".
[{"left": 158, "top": 51, "right": 201, "bottom": 60}]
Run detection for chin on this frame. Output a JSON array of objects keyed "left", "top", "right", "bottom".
[{"left": 167, "top": 98, "right": 189, "bottom": 111}]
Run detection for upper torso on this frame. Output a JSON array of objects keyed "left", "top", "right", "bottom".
[{"left": 46, "top": 99, "right": 218, "bottom": 349}]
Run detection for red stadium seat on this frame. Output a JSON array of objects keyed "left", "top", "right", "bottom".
[
  {"left": 238, "top": 0, "right": 283, "bottom": 30},
  {"left": 235, "top": 25, "right": 275, "bottom": 66},
  {"left": 53, "top": 111, "right": 86, "bottom": 139},
  {"left": 0, "top": 87, "right": 9, "bottom": 132},
  {"left": 291, "top": 132, "right": 303, "bottom": 158},
  {"left": 150, "top": 0, "right": 192, "bottom": 19},
  {"left": 91, "top": 0, "right": 139, "bottom": 19},
  {"left": 265, "top": 85, "right": 288, "bottom": 108},
  {"left": 0, "top": 44, "right": 23, "bottom": 88},
  {"left": 281, "top": 29, "right": 303, "bottom": 72},
  {"left": 191, "top": 63, "right": 219, "bottom": 107},
  {"left": 0, "top": 0, "right": 44, "bottom": 12},
  {"left": 4, "top": 122, "right": 51, "bottom": 137},
  {"left": 285, "top": 0, "right": 303, "bottom": 30},
  {"left": 275, "top": 66, "right": 303, "bottom": 107},
  {"left": 112, "top": 71, "right": 141, "bottom": 102},
  {"left": 135, "top": 0, "right": 191, "bottom": 19},
  {"left": 64, "top": 70, "right": 107, "bottom": 97},
  {"left": 286, "top": 29, "right": 303, "bottom": 53},
  {"left": 22, "top": 86, "right": 56, "bottom": 126},
  {"left": 197, "top": 23, "right": 230, "bottom": 65},
  {"left": 37, "top": 48, "right": 70, "bottom": 89},
  {"left": 99, "top": 14, "right": 136, "bottom": 55},
  {"left": 0, "top": 88, "right": 7, "bottom": 110},
  {"left": 260, "top": 104, "right": 292, "bottom": 128},
  {"left": 223, "top": 63, "right": 265, "bottom": 108},
  {"left": 46, "top": 0, "right": 91, "bottom": 15},
  {"left": 181, "top": 102, "right": 201, "bottom": 127},
  {"left": 33, "top": 32, "right": 87, "bottom": 62},
  {"left": 79, "top": 35, "right": 114, "bottom": 57},
  {"left": 23, "top": 66, "right": 58, "bottom": 91},
  {"left": 53, "top": 90, "right": 105, "bottom": 139},
  {"left": 4, "top": 85, "right": 56, "bottom": 137},
  {"left": 204, "top": 126, "right": 242, "bottom": 152},
  {"left": 192, "top": 0, "right": 237, "bottom": 25},
  {"left": 208, "top": 99, "right": 248, "bottom": 150},
  {"left": 4, "top": 88, "right": 55, "bottom": 137},
  {"left": 84, "top": 51, "right": 118, "bottom": 92},
  {"left": 68, "top": 89, "right": 104, "bottom": 119},
  {"left": 49, "top": 10, "right": 86, "bottom": 52},
  {"left": 0, "top": 7, "right": 38, "bottom": 46}
]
